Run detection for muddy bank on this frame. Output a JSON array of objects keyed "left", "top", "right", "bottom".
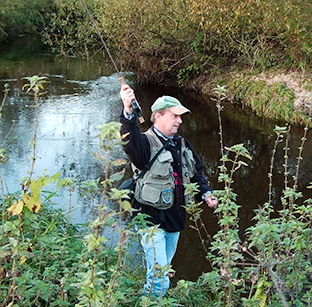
[{"left": 182, "top": 69, "right": 312, "bottom": 127}]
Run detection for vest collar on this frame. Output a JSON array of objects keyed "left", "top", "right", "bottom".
[{"left": 153, "top": 126, "right": 175, "bottom": 146}]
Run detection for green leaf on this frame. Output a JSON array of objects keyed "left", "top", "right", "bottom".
[
  {"left": 110, "top": 170, "right": 125, "bottom": 182},
  {"left": 92, "top": 151, "right": 106, "bottom": 161},
  {"left": 120, "top": 200, "right": 133, "bottom": 214},
  {"left": 111, "top": 159, "right": 127, "bottom": 167}
]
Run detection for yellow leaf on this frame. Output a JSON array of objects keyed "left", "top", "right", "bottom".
[
  {"left": 111, "top": 159, "right": 127, "bottom": 166},
  {"left": 231, "top": 278, "right": 243, "bottom": 286},
  {"left": 19, "top": 256, "right": 27, "bottom": 265},
  {"left": 8, "top": 200, "right": 24, "bottom": 216},
  {"left": 23, "top": 194, "right": 41, "bottom": 213},
  {"left": 30, "top": 179, "right": 43, "bottom": 197}
]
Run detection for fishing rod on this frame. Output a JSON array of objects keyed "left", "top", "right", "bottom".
[{"left": 80, "top": 0, "right": 145, "bottom": 123}]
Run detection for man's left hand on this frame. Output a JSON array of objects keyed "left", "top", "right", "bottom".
[{"left": 205, "top": 194, "right": 218, "bottom": 209}]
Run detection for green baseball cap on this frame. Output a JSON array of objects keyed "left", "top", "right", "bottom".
[{"left": 151, "top": 96, "right": 191, "bottom": 115}]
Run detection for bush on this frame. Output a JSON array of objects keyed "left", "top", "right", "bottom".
[
  {"left": 0, "top": 0, "right": 55, "bottom": 41},
  {"left": 40, "top": 0, "right": 312, "bottom": 83}
]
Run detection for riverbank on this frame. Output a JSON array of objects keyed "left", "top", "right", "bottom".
[
  {"left": 132, "top": 65, "right": 312, "bottom": 128},
  {"left": 2, "top": 0, "right": 312, "bottom": 127},
  {"left": 180, "top": 68, "right": 312, "bottom": 128}
]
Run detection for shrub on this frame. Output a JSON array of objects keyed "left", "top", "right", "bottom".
[
  {"left": 41, "top": 0, "right": 312, "bottom": 84},
  {"left": 0, "top": 0, "right": 55, "bottom": 41}
]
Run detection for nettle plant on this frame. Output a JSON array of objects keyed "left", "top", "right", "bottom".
[
  {"left": 185, "top": 86, "right": 312, "bottom": 307},
  {"left": 1, "top": 77, "right": 311, "bottom": 306},
  {"left": 2, "top": 76, "right": 192, "bottom": 307},
  {"left": 0, "top": 77, "right": 144, "bottom": 306}
]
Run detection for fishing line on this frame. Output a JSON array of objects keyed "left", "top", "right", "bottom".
[{"left": 80, "top": 0, "right": 145, "bottom": 123}]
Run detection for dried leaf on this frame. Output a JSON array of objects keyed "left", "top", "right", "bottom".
[{"left": 8, "top": 200, "right": 24, "bottom": 216}]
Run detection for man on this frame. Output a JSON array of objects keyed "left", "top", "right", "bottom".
[{"left": 120, "top": 85, "right": 217, "bottom": 297}]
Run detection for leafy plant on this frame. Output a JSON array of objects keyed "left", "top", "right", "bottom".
[
  {"left": 1, "top": 75, "right": 312, "bottom": 306},
  {"left": 0, "top": 76, "right": 142, "bottom": 306},
  {"left": 0, "top": 0, "right": 55, "bottom": 41}
]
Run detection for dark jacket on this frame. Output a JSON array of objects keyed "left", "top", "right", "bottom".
[{"left": 120, "top": 112, "right": 212, "bottom": 232}]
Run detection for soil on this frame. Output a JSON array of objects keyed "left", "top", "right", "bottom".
[
  {"left": 254, "top": 72, "right": 311, "bottom": 110},
  {"left": 187, "top": 70, "right": 312, "bottom": 113}
]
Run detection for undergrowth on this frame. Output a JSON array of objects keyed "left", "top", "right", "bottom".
[{"left": 1, "top": 79, "right": 312, "bottom": 306}]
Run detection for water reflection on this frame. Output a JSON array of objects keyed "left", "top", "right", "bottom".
[
  {"left": 1, "top": 72, "right": 127, "bottom": 222},
  {"left": 1, "top": 38, "right": 312, "bottom": 282}
]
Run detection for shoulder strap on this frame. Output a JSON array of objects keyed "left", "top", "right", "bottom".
[
  {"left": 145, "top": 140, "right": 169, "bottom": 170},
  {"left": 181, "top": 137, "right": 185, "bottom": 149},
  {"left": 136, "top": 129, "right": 169, "bottom": 179},
  {"left": 137, "top": 140, "right": 169, "bottom": 179}
]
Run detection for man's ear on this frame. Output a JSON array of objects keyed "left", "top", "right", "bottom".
[{"left": 154, "top": 111, "right": 161, "bottom": 121}]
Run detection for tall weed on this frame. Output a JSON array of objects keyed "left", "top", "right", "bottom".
[
  {"left": 0, "top": 78, "right": 141, "bottom": 306},
  {"left": 184, "top": 86, "right": 312, "bottom": 306}
]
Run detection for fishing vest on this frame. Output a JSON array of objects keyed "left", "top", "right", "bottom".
[{"left": 133, "top": 128, "right": 197, "bottom": 210}]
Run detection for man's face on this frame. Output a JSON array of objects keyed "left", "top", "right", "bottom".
[{"left": 154, "top": 109, "right": 183, "bottom": 137}]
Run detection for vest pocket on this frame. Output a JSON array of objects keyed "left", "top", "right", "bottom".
[
  {"left": 149, "top": 151, "right": 172, "bottom": 179},
  {"left": 133, "top": 144, "right": 175, "bottom": 209},
  {"left": 141, "top": 184, "right": 159, "bottom": 203},
  {"left": 139, "top": 182, "right": 174, "bottom": 209}
]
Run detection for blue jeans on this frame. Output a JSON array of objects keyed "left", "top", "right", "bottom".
[{"left": 139, "top": 227, "right": 180, "bottom": 297}]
